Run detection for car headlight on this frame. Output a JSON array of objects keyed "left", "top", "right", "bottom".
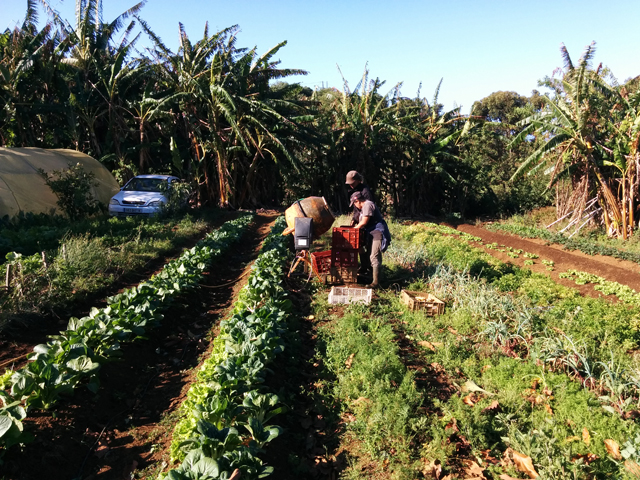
[
  {"left": 109, "top": 198, "right": 120, "bottom": 205},
  {"left": 148, "top": 200, "right": 163, "bottom": 207}
]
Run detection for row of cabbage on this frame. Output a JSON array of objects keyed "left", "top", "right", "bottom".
[
  {"left": 164, "top": 217, "right": 290, "bottom": 480},
  {"left": 0, "top": 214, "right": 254, "bottom": 464}
]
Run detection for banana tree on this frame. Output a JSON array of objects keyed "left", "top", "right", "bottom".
[{"left": 511, "top": 43, "right": 638, "bottom": 238}]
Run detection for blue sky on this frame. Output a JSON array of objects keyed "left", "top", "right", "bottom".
[{"left": 3, "top": 0, "right": 640, "bottom": 114}]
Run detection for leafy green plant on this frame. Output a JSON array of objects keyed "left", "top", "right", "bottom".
[
  {"left": 0, "top": 215, "right": 254, "bottom": 459},
  {"left": 0, "top": 395, "right": 31, "bottom": 465},
  {"left": 38, "top": 163, "right": 103, "bottom": 220},
  {"left": 559, "top": 270, "right": 640, "bottom": 306},
  {"left": 165, "top": 217, "right": 290, "bottom": 478}
]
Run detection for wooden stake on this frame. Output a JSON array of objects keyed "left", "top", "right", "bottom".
[{"left": 5, "top": 263, "right": 11, "bottom": 290}]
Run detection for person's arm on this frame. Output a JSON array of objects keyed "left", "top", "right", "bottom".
[{"left": 355, "top": 215, "right": 370, "bottom": 230}]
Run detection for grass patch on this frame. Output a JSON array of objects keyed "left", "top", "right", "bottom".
[
  {"left": 324, "top": 220, "right": 640, "bottom": 478},
  {"left": 0, "top": 209, "right": 225, "bottom": 322}
]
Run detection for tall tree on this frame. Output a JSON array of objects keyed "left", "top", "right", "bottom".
[{"left": 512, "top": 42, "right": 640, "bottom": 238}]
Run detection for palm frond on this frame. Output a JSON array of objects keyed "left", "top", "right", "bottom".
[
  {"left": 510, "top": 133, "right": 570, "bottom": 181},
  {"left": 560, "top": 43, "right": 574, "bottom": 71},
  {"left": 135, "top": 15, "right": 171, "bottom": 56}
]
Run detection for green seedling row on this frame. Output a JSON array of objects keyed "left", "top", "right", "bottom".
[
  {"left": 164, "top": 216, "right": 291, "bottom": 480},
  {"left": 0, "top": 215, "right": 254, "bottom": 464},
  {"left": 486, "top": 222, "right": 640, "bottom": 266},
  {"left": 560, "top": 270, "right": 640, "bottom": 306}
]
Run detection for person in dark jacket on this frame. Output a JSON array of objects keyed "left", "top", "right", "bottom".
[
  {"left": 350, "top": 191, "right": 391, "bottom": 288},
  {"left": 345, "top": 170, "right": 375, "bottom": 225},
  {"left": 346, "top": 171, "right": 376, "bottom": 274}
]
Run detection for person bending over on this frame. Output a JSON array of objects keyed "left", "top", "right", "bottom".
[
  {"left": 345, "top": 170, "right": 375, "bottom": 273},
  {"left": 350, "top": 191, "right": 391, "bottom": 288}
]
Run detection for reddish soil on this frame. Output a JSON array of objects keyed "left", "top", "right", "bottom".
[
  {"left": 0, "top": 210, "right": 238, "bottom": 373},
  {"left": 454, "top": 223, "right": 640, "bottom": 300},
  {"left": 1, "top": 213, "right": 277, "bottom": 480}
]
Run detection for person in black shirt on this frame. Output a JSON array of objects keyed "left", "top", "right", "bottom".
[{"left": 345, "top": 170, "right": 375, "bottom": 225}]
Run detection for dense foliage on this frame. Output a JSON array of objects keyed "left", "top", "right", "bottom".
[
  {"left": 512, "top": 44, "right": 640, "bottom": 238},
  {"left": 1, "top": 0, "right": 553, "bottom": 218},
  {"left": 4, "top": 2, "right": 640, "bottom": 228}
]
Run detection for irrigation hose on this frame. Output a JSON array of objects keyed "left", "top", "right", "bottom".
[
  {"left": 201, "top": 269, "right": 251, "bottom": 289},
  {"left": 0, "top": 353, "right": 29, "bottom": 369}
]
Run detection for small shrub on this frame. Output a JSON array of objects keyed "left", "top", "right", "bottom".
[{"left": 39, "top": 163, "right": 103, "bottom": 220}]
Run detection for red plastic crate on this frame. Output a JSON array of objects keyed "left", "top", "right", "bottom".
[
  {"left": 310, "top": 250, "right": 332, "bottom": 274},
  {"left": 331, "top": 248, "right": 358, "bottom": 268},
  {"left": 332, "top": 226, "right": 364, "bottom": 250}
]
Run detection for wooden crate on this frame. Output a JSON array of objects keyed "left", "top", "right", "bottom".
[{"left": 400, "top": 290, "right": 445, "bottom": 315}]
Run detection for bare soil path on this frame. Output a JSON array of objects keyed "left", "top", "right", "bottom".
[
  {"left": 1, "top": 213, "right": 277, "bottom": 480},
  {"left": 455, "top": 223, "right": 640, "bottom": 299}
]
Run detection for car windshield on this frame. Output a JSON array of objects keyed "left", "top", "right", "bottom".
[{"left": 123, "top": 178, "right": 167, "bottom": 192}]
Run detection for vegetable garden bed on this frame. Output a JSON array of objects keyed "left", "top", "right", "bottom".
[
  {"left": 6, "top": 215, "right": 640, "bottom": 479},
  {"left": 261, "top": 219, "right": 640, "bottom": 479},
  {"left": 0, "top": 214, "right": 283, "bottom": 479}
]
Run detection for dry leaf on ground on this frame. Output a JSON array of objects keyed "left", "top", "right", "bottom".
[
  {"left": 422, "top": 459, "right": 442, "bottom": 479},
  {"left": 499, "top": 475, "right": 525, "bottom": 480},
  {"left": 482, "top": 400, "right": 501, "bottom": 414},
  {"left": 419, "top": 341, "right": 437, "bottom": 351},
  {"left": 512, "top": 450, "right": 538, "bottom": 478},
  {"left": 463, "top": 394, "right": 476, "bottom": 406},
  {"left": 462, "top": 379, "right": 495, "bottom": 396},
  {"left": 352, "top": 396, "right": 370, "bottom": 404},
  {"left": 582, "top": 428, "right": 590, "bottom": 446},
  {"left": 605, "top": 439, "right": 622, "bottom": 460},
  {"left": 464, "top": 460, "right": 487, "bottom": 479},
  {"left": 624, "top": 460, "right": 640, "bottom": 477},
  {"left": 345, "top": 353, "right": 355, "bottom": 369}
]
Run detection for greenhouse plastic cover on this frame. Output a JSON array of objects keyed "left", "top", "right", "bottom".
[{"left": 0, "top": 147, "right": 120, "bottom": 218}]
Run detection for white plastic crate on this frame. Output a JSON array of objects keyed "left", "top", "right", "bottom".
[{"left": 328, "top": 286, "right": 372, "bottom": 305}]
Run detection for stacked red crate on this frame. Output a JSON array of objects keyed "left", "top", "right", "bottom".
[
  {"left": 310, "top": 227, "right": 364, "bottom": 284},
  {"left": 310, "top": 250, "right": 332, "bottom": 274},
  {"left": 330, "top": 226, "right": 363, "bottom": 283},
  {"left": 332, "top": 227, "right": 364, "bottom": 250}
]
